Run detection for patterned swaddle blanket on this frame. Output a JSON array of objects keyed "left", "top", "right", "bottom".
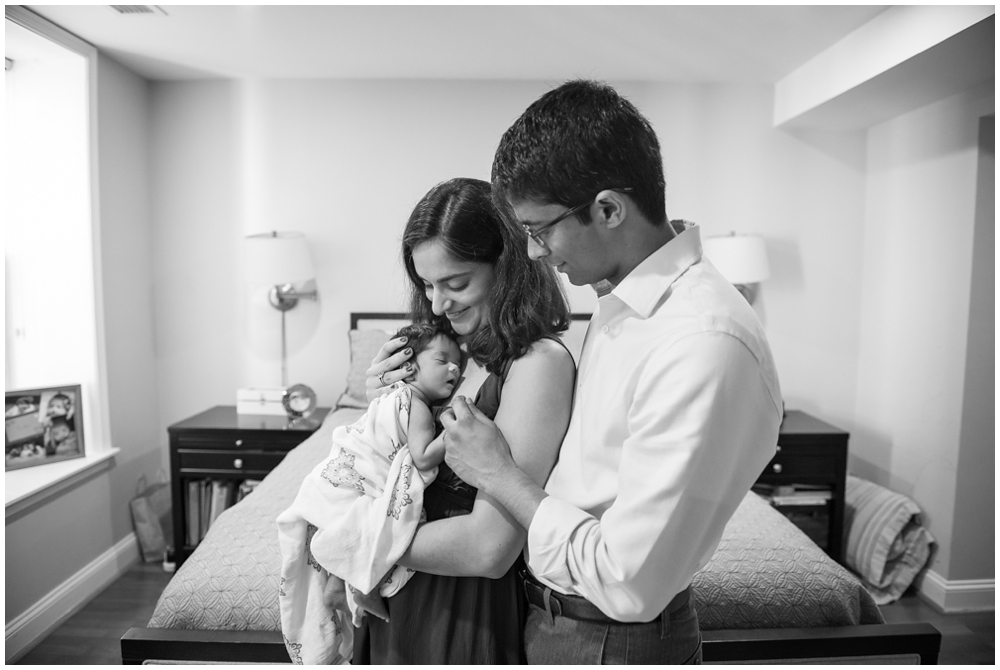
[{"left": 276, "top": 383, "right": 435, "bottom": 664}]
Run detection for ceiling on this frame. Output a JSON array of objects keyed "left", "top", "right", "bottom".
[{"left": 23, "top": 5, "right": 890, "bottom": 83}]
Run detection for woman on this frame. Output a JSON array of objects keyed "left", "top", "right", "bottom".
[{"left": 353, "top": 177, "right": 575, "bottom": 663}]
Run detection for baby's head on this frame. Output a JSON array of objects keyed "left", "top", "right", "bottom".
[
  {"left": 392, "top": 323, "right": 462, "bottom": 403},
  {"left": 47, "top": 394, "right": 72, "bottom": 417}
]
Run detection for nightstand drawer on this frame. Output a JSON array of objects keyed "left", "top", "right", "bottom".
[
  {"left": 760, "top": 452, "right": 836, "bottom": 479},
  {"left": 178, "top": 448, "right": 286, "bottom": 474},
  {"left": 174, "top": 434, "right": 302, "bottom": 451}
]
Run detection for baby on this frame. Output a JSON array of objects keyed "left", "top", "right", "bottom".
[{"left": 277, "top": 323, "right": 462, "bottom": 664}]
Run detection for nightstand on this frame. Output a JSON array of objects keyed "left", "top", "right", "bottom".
[
  {"left": 167, "top": 405, "right": 328, "bottom": 566},
  {"left": 756, "top": 410, "right": 849, "bottom": 565}
]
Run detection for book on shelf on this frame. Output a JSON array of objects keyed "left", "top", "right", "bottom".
[
  {"left": 207, "top": 480, "right": 233, "bottom": 528},
  {"left": 236, "top": 479, "right": 262, "bottom": 502},
  {"left": 186, "top": 480, "right": 201, "bottom": 546},
  {"left": 198, "top": 480, "right": 211, "bottom": 541}
]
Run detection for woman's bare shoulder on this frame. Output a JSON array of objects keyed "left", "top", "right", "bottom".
[{"left": 511, "top": 337, "right": 575, "bottom": 375}]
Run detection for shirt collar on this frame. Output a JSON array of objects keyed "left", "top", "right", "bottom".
[{"left": 608, "top": 222, "right": 702, "bottom": 318}]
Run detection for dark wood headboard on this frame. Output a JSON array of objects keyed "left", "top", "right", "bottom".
[{"left": 350, "top": 312, "right": 591, "bottom": 330}]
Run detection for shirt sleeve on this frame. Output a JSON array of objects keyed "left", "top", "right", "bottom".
[{"left": 526, "top": 331, "right": 781, "bottom": 622}]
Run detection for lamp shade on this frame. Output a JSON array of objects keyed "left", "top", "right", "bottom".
[
  {"left": 702, "top": 234, "right": 770, "bottom": 284},
  {"left": 245, "top": 231, "right": 315, "bottom": 286}
]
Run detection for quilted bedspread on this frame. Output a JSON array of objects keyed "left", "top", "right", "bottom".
[{"left": 149, "top": 408, "right": 882, "bottom": 632}]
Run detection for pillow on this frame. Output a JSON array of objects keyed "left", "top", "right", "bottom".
[
  {"left": 336, "top": 329, "right": 392, "bottom": 409},
  {"left": 844, "top": 475, "right": 935, "bottom": 605}
]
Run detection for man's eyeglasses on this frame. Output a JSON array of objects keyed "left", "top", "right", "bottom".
[{"left": 521, "top": 188, "right": 633, "bottom": 250}]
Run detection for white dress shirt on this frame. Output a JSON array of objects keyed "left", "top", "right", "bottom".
[{"left": 526, "top": 224, "right": 783, "bottom": 622}]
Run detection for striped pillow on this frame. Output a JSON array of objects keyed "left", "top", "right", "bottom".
[{"left": 844, "top": 475, "right": 935, "bottom": 605}]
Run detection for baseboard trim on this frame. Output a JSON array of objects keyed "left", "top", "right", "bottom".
[
  {"left": 917, "top": 569, "right": 995, "bottom": 613},
  {"left": 5, "top": 532, "right": 140, "bottom": 663}
]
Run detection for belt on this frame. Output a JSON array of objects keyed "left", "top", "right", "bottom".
[{"left": 522, "top": 571, "right": 690, "bottom": 625}]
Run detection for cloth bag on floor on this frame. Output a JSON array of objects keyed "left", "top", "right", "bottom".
[{"left": 130, "top": 471, "right": 173, "bottom": 562}]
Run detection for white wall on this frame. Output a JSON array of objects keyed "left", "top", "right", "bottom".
[
  {"left": 147, "top": 79, "right": 868, "bottom": 448},
  {"left": 852, "top": 82, "right": 994, "bottom": 580}
]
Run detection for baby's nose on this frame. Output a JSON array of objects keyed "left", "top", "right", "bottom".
[{"left": 447, "top": 363, "right": 460, "bottom": 377}]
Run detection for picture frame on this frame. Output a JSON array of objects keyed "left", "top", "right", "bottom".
[{"left": 5, "top": 384, "right": 85, "bottom": 471}]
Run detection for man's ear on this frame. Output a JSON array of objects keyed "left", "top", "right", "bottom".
[{"left": 594, "top": 189, "right": 627, "bottom": 230}]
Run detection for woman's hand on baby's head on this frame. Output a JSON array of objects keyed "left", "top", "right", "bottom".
[{"left": 365, "top": 336, "right": 416, "bottom": 402}]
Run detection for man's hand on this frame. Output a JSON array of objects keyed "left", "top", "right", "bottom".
[{"left": 440, "top": 396, "right": 515, "bottom": 492}]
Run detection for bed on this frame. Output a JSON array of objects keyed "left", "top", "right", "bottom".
[{"left": 121, "top": 314, "right": 940, "bottom": 664}]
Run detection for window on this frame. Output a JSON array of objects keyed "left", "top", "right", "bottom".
[{"left": 5, "top": 7, "right": 114, "bottom": 512}]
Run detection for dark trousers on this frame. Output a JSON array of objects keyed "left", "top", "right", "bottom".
[{"left": 523, "top": 586, "right": 702, "bottom": 665}]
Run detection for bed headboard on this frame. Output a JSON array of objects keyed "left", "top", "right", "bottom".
[{"left": 350, "top": 312, "right": 592, "bottom": 363}]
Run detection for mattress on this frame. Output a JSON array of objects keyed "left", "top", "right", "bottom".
[{"left": 149, "top": 407, "right": 882, "bottom": 632}]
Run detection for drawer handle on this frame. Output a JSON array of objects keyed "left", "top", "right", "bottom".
[
  {"left": 235, "top": 439, "right": 243, "bottom": 447},
  {"left": 772, "top": 463, "right": 783, "bottom": 474},
  {"left": 775, "top": 445, "right": 782, "bottom": 453},
  {"left": 233, "top": 458, "right": 244, "bottom": 469}
]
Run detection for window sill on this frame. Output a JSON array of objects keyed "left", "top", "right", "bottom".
[{"left": 5, "top": 449, "right": 120, "bottom": 521}]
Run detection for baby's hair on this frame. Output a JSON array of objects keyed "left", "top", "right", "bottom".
[
  {"left": 50, "top": 416, "right": 70, "bottom": 430},
  {"left": 392, "top": 322, "right": 458, "bottom": 357}
]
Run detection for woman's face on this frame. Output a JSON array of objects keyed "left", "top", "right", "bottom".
[{"left": 411, "top": 239, "right": 496, "bottom": 336}]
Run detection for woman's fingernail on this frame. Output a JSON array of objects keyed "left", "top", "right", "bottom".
[
  {"left": 399, "top": 337, "right": 407, "bottom": 344},
  {"left": 404, "top": 348, "right": 412, "bottom": 355}
]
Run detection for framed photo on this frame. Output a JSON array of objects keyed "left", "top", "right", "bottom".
[{"left": 5, "top": 385, "right": 84, "bottom": 471}]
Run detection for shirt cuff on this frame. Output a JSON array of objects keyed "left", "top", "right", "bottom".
[{"left": 526, "top": 495, "right": 593, "bottom": 593}]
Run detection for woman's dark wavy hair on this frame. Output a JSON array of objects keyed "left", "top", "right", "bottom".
[
  {"left": 492, "top": 79, "right": 668, "bottom": 226},
  {"left": 402, "top": 177, "right": 570, "bottom": 375}
]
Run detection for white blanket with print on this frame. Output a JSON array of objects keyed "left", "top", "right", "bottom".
[{"left": 276, "top": 384, "right": 434, "bottom": 665}]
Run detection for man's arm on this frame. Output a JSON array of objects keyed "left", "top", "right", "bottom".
[{"left": 446, "top": 333, "right": 781, "bottom": 621}]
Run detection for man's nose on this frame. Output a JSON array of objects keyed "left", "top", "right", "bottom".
[{"left": 527, "top": 237, "right": 548, "bottom": 261}]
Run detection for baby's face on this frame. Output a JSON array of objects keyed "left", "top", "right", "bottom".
[
  {"left": 410, "top": 335, "right": 462, "bottom": 402},
  {"left": 51, "top": 424, "right": 70, "bottom": 442}
]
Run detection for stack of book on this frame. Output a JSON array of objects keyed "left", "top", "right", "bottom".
[
  {"left": 753, "top": 484, "right": 832, "bottom": 507},
  {"left": 185, "top": 480, "right": 232, "bottom": 546}
]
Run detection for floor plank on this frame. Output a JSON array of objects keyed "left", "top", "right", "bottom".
[
  {"left": 15, "top": 561, "right": 173, "bottom": 665},
  {"left": 14, "top": 561, "right": 995, "bottom": 664}
]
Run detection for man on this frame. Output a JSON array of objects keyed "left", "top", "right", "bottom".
[{"left": 441, "top": 80, "right": 783, "bottom": 664}]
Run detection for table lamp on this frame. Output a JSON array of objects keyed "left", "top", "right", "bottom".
[
  {"left": 702, "top": 233, "right": 770, "bottom": 304},
  {"left": 244, "top": 231, "right": 318, "bottom": 387}
]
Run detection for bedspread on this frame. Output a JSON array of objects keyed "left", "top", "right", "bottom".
[
  {"left": 149, "top": 408, "right": 882, "bottom": 633},
  {"left": 692, "top": 492, "right": 883, "bottom": 629}
]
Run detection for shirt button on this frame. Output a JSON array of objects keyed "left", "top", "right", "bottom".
[{"left": 602, "top": 325, "right": 610, "bottom": 334}]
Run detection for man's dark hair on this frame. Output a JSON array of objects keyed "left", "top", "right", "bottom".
[
  {"left": 492, "top": 79, "right": 667, "bottom": 225},
  {"left": 391, "top": 322, "right": 456, "bottom": 358}
]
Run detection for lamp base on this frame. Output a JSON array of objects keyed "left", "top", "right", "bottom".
[{"left": 236, "top": 387, "right": 287, "bottom": 415}]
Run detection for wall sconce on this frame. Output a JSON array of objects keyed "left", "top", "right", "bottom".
[
  {"left": 702, "top": 233, "right": 770, "bottom": 304},
  {"left": 244, "top": 231, "right": 318, "bottom": 387}
]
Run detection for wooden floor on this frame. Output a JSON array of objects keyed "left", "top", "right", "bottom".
[{"left": 14, "top": 561, "right": 995, "bottom": 664}]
